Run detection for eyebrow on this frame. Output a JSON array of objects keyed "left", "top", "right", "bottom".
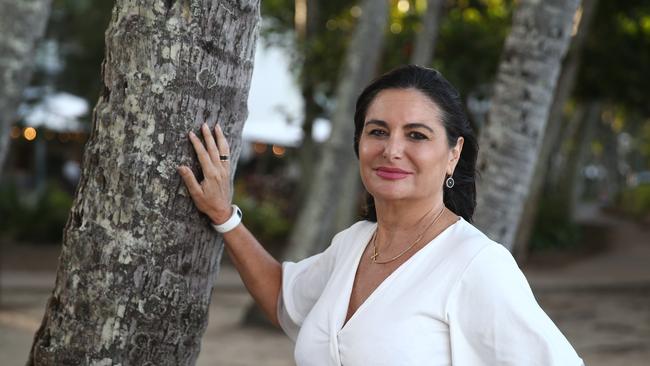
[{"left": 364, "top": 119, "right": 435, "bottom": 133}]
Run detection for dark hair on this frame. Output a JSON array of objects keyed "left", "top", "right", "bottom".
[{"left": 353, "top": 64, "right": 478, "bottom": 222}]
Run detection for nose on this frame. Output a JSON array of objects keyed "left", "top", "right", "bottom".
[{"left": 382, "top": 135, "right": 404, "bottom": 160}]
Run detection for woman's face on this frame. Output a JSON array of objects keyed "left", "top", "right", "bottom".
[{"left": 358, "top": 88, "right": 463, "bottom": 204}]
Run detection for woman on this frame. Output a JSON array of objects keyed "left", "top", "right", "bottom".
[{"left": 177, "top": 65, "right": 584, "bottom": 365}]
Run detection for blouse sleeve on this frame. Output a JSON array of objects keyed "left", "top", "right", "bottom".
[
  {"left": 446, "top": 243, "right": 584, "bottom": 366},
  {"left": 276, "top": 230, "right": 346, "bottom": 341}
]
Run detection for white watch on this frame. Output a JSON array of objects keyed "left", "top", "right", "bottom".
[{"left": 211, "top": 204, "right": 242, "bottom": 233}]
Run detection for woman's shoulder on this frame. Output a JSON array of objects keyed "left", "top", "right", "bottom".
[
  {"left": 456, "top": 219, "right": 517, "bottom": 268},
  {"left": 334, "top": 220, "right": 376, "bottom": 239},
  {"left": 445, "top": 218, "right": 502, "bottom": 262},
  {"left": 325, "top": 220, "right": 377, "bottom": 254},
  {"left": 450, "top": 219, "right": 529, "bottom": 293},
  {"left": 438, "top": 218, "right": 522, "bottom": 283}
]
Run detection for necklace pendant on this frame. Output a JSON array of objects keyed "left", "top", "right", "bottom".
[{"left": 370, "top": 252, "right": 379, "bottom": 261}]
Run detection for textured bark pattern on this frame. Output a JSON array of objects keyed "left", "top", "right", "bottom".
[
  {"left": 513, "top": 0, "right": 598, "bottom": 260},
  {"left": 473, "top": 0, "right": 580, "bottom": 250},
  {"left": 409, "top": 0, "right": 444, "bottom": 66},
  {"left": 28, "top": 1, "right": 259, "bottom": 365},
  {"left": 284, "top": 0, "right": 388, "bottom": 261},
  {"left": 0, "top": 0, "right": 52, "bottom": 174}
]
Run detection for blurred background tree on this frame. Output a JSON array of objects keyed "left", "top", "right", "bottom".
[
  {"left": 0, "top": 0, "right": 52, "bottom": 174},
  {"left": 2, "top": 0, "right": 649, "bottom": 267}
]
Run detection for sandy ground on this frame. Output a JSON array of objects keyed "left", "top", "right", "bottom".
[{"left": 1, "top": 204, "right": 648, "bottom": 365}]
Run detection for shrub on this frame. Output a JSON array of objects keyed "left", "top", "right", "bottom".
[
  {"left": 0, "top": 181, "right": 73, "bottom": 243},
  {"left": 617, "top": 184, "right": 650, "bottom": 219}
]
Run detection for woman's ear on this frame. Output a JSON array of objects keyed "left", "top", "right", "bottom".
[{"left": 447, "top": 136, "right": 464, "bottom": 175}]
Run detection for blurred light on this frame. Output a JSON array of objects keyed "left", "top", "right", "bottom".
[
  {"left": 326, "top": 19, "right": 337, "bottom": 30},
  {"left": 272, "top": 145, "right": 286, "bottom": 157},
  {"left": 572, "top": 5, "right": 583, "bottom": 36},
  {"left": 312, "top": 118, "right": 332, "bottom": 143},
  {"left": 10, "top": 126, "right": 21, "bottom": 139},
  {"left": 295, "top": 0, "right": 307, "bottom": 37},
  {"left": 390, "top": 23, "right": 403, "bottom": 34},
  {"left": 641, "top": 16, "right": 650, "bottom": 35},
  {"left": 350, "top": 6, "right": 362, "bottom": 18},
  {"left": 415, "top": 0, "right": 427, "bottom": 13},
  {"left": 23, "top": 127, "right": 37, "bottom": 141},
  {"left": 253, "top": 143, "right": 267, "bottom": 154},
  {"left": 462, "top": 8, "right": 481, "bottom": 23},
  {"left": 617, "top": 14, "right": 638, "bottom": 35},
  {"left": 397, "top": 0, "right": 410, "bottom": 13}
]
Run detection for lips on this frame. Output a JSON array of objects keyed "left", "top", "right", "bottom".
[{"left": 375, "top": 166, "right": 412, "bottom": 180}]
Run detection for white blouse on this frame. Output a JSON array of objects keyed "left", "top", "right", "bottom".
[{"left": 277, "top": 218, "right": 584, "bottom": 366}]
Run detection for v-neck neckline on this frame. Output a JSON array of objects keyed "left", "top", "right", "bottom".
[{"left": 337, "top": 217, "right": 463, "bottom": 334}]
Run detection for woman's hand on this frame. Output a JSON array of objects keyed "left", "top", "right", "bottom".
[{"left": 177, "top": 122, "right": 233, "bottom": 224}]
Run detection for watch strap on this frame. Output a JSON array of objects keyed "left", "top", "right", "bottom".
[{"left": 211, "top": 204, "right": 242, "bottom": 233}]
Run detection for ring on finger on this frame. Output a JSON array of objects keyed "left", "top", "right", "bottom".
[{"left": 219, "top": 155, "right": 229, "bottom": 161}]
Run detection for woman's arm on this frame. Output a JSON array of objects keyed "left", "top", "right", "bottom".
[
  {"left": 221, "top": 223, "right": 282, "bottom": 326},
  {"left": 447, "top": 243, "right": 583, "bottom": 365},
  {"left": 177, "top": 122, "right": 281, "bottom": 326}
]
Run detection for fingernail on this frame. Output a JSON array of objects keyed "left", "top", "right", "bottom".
[
  {"left": 189, "top": 131, "right": 195, "bottom": 137},
  {"left": 202, "top": 123, "right": 207, "bottom": 128}
]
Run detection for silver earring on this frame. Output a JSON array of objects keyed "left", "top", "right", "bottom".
[{"left": 445, "top": 176, "right": 455, "bottom": 188}]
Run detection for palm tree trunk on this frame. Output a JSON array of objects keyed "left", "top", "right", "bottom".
[
  {"left": 512, "top": 0, "right": 599, "bottom": 261},
  {"left": 473, "top": 0, "right": 581, "bottom": 251},
  {"left": 409, "top": 0, "right": 444, "bottom": 66},
  {"left": 0, "top": 0, "right": 52, "bottom": 175},
  {"left": 27, "top": 1, "right": 260, "bottom": 364}
]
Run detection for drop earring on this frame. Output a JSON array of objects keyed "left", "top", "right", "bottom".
[{"left": 445, "top": 176, "right": 455, "bottom": 188}]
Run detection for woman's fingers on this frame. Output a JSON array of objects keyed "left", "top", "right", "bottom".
[
  {"left": 201, "top": 123, "right": 221, "bottom": 164},
  {"left": 188, "top": 131, "right": 215, "bottom": 174},
  {"left": 179, "top": 125, "right": 232, "bottom": 220},
  {"left": 214, "top": 124, "right": 231, "bottom": 160},
  {"left": 178, "top": 166, "right": 203, "bottom": 198}
]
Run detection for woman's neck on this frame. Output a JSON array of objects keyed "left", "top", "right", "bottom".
[{"left": 373, "top": 197, "right": 446, "bottom": 239}]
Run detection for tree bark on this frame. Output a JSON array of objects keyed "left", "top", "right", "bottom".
[
  {"left": 28, "top": 1, "right": 260, "bottom": 365},
  {"left": 283, "top": 0, "right": 389, "bottom": 261},
  {"left": 409, "top": 0, "right": 444, "bottom": 66},
  {"left": 512, "top": 0, "right": 598, "bottom": 261},
  {"left": 0, "top": 0, "right": 52, "bottom": 175},
  {"left": 473, "top": 0, "right": 581, "bottom": 251}
]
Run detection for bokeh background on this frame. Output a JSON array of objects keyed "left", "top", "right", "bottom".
[{"left": 1, "top": 0, "right": 649, "bottom": 365}]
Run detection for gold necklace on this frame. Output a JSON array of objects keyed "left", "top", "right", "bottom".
[
  {"left": 371, "top": 206, "right": 446, "bottom": 264},
  {"left": 376, "top": 204, "right": 436, "bottom": 254}
]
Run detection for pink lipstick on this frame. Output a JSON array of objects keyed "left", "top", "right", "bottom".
[{"left": 375, "top": 167, "right": 412, "bottom": 180}]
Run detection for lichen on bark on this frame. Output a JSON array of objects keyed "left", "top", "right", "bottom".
[{"left": 28, "top": 1, "right": 260, "bottom": 364}]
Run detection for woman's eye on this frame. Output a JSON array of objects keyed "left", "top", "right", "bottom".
[
  {"left": 368, "top": 129, "right": 387, "bottom": 137},
  {"left": 408, "top": 131, "right": 429, "bottom": 140}
]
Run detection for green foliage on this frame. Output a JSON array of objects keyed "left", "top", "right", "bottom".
[
  {"left": 233, "top": 180, "right": 292, "bottom": 248},
  {"left": 576, "top": 0, "right": 650, "bottom": 114},
  {"left": 433, "top": 0, "right": 512, "bottom": 97},
  {"left": 259, "top": 0, "right": 514, "bottom": 123},
  {"left": 617, "top": 184, "right": 650, "bottom": 219},
  {"left": 0, "top": 181, "right": 73, "bottom": 243},
  {"left": 529, "top": 196, "right": 583, "bottom": 252},
  {"left": 260, "top": 0, "right": 356, "bottom": 102}
]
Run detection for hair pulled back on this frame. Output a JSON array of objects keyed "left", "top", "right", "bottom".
[{"left": 353, "top": 64, "right": 478, "bottom": 222}]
